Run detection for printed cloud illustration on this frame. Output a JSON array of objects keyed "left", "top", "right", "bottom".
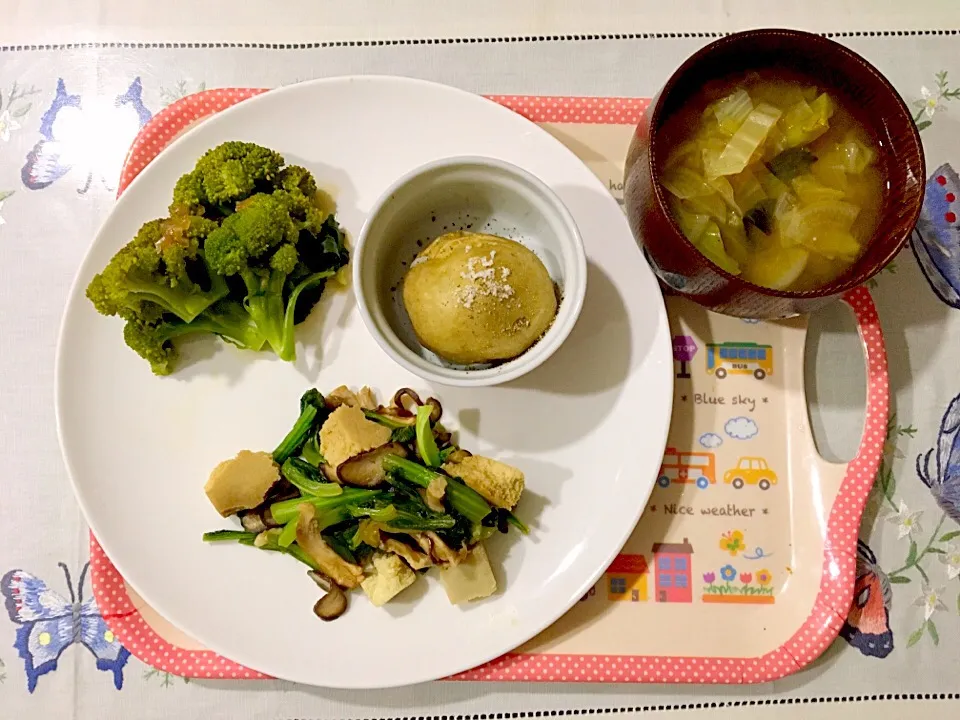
[
  {"left": 725, "top": 416, "right": 759, "bottom": 440},
  {"left": 699, "top": 432, "right": 723, "bottom": 449}
]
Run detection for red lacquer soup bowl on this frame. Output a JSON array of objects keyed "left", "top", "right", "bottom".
[{"left": 623, "top": 28, "right": 925, "bottom": 317}]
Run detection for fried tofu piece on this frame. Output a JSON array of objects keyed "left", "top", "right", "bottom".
[
  {"left": 439, "top": 543, "right": 497, "bottom": 604},
  {"left": 360, "top": 552, "right": 417, "bottom": 606},
  {"left": 204, "top": 450, "right": 280, "bottom": 517},
  {"left": 319, "top": 404, "right": 391, "bottom": 480},
  {"left": 441, "top": 455, "right": 524, "bottom": 509}
]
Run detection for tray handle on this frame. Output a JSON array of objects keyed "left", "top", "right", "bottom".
[{"left": 817, "top": 287, "right": 888, "bottom": 605}]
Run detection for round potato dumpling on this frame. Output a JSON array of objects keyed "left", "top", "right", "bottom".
[{"left": 402, "top": 232, "right": 558, "bottom": 365}]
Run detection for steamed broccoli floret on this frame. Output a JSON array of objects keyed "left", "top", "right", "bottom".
[
  {"left": 170, "top": 171, "right": 206, "bottom": 215},
  {"left": 205, "top": 193, "right": 298, "bottom": 276},
  {"left": 273, "top": 165, "right": 330, "bottom": 234},
  {"left": 123, "top": 301, "right": 267, "bottom": 375},
  {"left": 204, "top": 191, "right": 342, "bottom": 361},
  {"left": 86, "top": 218, "right": 229, "bottom": 323},
  {"left": 91, "top": 141, "right": 349, "bottom": 375},
  {"left": 157, "top": 213, "right": 220, "bottom": 279},
  {"left": 171, "top": 142, "right": 284, "bottom": 213},
  {"left": 277, "top": 165, "right": 317, "bottom": 197},
  {"left": 123, "top": 320, "right": 179, "bottom": 375}
]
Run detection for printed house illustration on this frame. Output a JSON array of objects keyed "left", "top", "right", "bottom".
[
  {"left": 652, "top": 538, "right": 694, "bottom": 603},
  {"left": 605, "top": 554, "right": 649, "bottom": 602}
]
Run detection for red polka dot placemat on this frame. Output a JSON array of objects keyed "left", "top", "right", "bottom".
[{"left": 92, "top": 88, "right": 887, "bottom": 685}]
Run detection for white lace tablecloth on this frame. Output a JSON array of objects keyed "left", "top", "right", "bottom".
[{"left": 0, "top": 23, "right": 959, "bottom": 720}]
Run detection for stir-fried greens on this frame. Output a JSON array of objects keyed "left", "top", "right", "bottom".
[
  {"left": 203, "top": 386, "right": 528, "bottom": 620},
  {"left": 86, "top": 142, "right": 348, "bottom": 375}
]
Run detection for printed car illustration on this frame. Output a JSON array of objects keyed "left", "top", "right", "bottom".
[{"left": 723, "top": 457, "right": 778, "bottom": 490}]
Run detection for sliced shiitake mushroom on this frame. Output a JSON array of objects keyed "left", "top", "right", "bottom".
[
  {"left": 263, "top": 479, "right": 300, "bottom": 505},
  {"left": 357, "top": 386, "right": 378, "bottom": 411},
  {"left": 422, "top": 475, "right": 447, "bottom": 513},
  {"left": 307, "top": 570, "right": 334, "bottom": 591},
  {"left": 325, "top": 385, "right": 360, "bottom": 409},
  {"left": 425, "top": 531, "right": 467, "bottom": 566},
  {"left": 409, "top": 531, "right": 465, "bottom": 566},
  {"left": 262, "top": 507, "right": 282, "bottom": 527},
  {"left": 313, "top": 584, "right": 348, "bottom": 621},
  {"left": 392, "top": 388, "right": 422, "bottom": 414},
  {"left": 434, "top": 426, "right": 452, "bottom": 447},
  {"left": 239, "top": 504, "right": 283, "bottom": 532},
  {"left": 240, "top": 511, "right": 268, "bottom": 534},
  {"left": 336, "top": 443, "right": 409, "bottom": 488},
  {"left": 443, "top": 448, "right": 472, "bottom": 464},
  {"left": 424, "top": 397, "right": 443, "bottom": 424},
  {"left": 296, "top": 504, "right": 363, "bottom": 589},
  {"left": 371, "top": 406, "right": 417, "bottom": 426},
  {"left": 381, "top": 537, "right": 433, "bottom": 570}
]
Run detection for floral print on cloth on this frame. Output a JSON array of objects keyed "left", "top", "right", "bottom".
[{"left": 844, "top": 396, "right": 960, "bottom": 656}]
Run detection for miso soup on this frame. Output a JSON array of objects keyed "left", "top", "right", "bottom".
[{"left": 659, "top": 74, "right": 886, "bottom": 291}]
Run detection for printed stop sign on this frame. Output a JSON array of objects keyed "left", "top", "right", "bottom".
[{"left": 673, "top": 335, "right": 698, "bottom": 362}]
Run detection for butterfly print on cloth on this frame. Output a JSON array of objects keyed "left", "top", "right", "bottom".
[
  {"left": 1, "top": 562, "right": 130, "bottom": 692},
  {"left": 21, "top": 77, "right": 152, "bottom": 194}
]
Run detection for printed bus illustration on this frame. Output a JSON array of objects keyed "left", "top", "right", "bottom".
[
  {"left": 724, "top": 456, "right": 779, "bottom": 490},
  {"left": 657, "top": 447, "right": 716, "bottom": 489},
  {"left": 705, "top": 342, "right": 774, "bottom": 380}
]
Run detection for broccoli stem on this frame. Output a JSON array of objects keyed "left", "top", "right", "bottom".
[
  {"left": 268, "top": 488, "right": 381, "bottom": 525},
  {"left": 279, "top": 270, "right": 336, "bottom": 361},
  {"left": 381, "top": 455, "right": 493, "bottom": 525},
  {"left": 242, "top": 269, "right": 287, "bottom": 358},
  {"left": 126, "top": 279, "right": 228, "bottom": 323},
  {"left": 415, "top": 405, "right": 442, "bottom": 467},
  {"left": 184, "top": 301, "right": 267, "bottom": 350}
]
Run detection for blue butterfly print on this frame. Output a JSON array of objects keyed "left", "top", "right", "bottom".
[
  {"left": 20, "top": 78, "right": 79, "bottom": 190},
  {"left": 917, "top": 391, "right": 960, "bottom": 525},
  {"left": 1, "top": 562, "right": 130, "bottom": 693},
  {"left": 21, "top": 77, "right": 152, "bottom": 194},
  {"left": 911, "top": 163, "right": 960, "bottom": 309}
]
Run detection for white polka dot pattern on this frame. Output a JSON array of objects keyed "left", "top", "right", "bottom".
[
  {"left": 486, "top": 96, "right": 651, "bottom": 124},
  {"left": 93, "top": 90, "right": 888, "bottom": 685}
]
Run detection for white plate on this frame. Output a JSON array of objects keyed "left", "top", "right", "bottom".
[{"left": 56, "top": 76, "right": 673, "bottom": 688}]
